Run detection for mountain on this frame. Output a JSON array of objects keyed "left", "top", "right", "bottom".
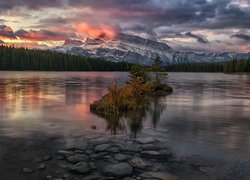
[{"left": 53, "top": 33, "right": 250, "bottom": 66}]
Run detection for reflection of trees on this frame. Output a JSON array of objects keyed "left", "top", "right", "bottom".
[{"left": 95, "top": 95, "right": 167, "bottom": 138}]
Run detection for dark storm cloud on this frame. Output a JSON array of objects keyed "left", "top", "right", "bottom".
[
  {"left": 0, "top": 25, "right": 17, "bottom": 39},
  {"left": 0, "top": 0, "right": 249, "bottom": 52},
  {"left": 0, "top": 0, "right": 63, "bottom": 10},
  {"left": 185, "top": 32, "right": 209, "bottom": 44},
  {"left": 231, "top": 34, "right": 250, "bottom": 41}
]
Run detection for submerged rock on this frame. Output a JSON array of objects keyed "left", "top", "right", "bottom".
[
  {"left": 66, "top": 154, "right": 89, "bottom": 164},
  {"left": 69, "top": 162, "right": 90, "bottom": 175},
  {"left": 129, "top": 157, "right": 151, "bottom": 170},
  {"left": 22, "top": 168, "right": 35, "bottom": 174},
  {"left": 103, "top": 163, "right": 133, "bottom": 177},
  {"left": 140, "top": 171, "right": 177, "bottom": 180},
  {"left": 114, "top": 154, "right": 129, "bottom": 161},
  {"left": 94, "top": 144, "right": 112, "bottom": 152},
  {"left": 38, "top": 163, "right": 46, "bottom": 170}
]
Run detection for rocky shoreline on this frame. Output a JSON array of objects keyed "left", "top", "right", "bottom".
[
  {"left": 13, "top": 134, "right": 209, "bottom": 180},
  {"left": 1, "top": 132, "right": 249, "bottom": 180}
]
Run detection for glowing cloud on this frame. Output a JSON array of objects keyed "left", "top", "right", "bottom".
[{"left": 75, "top": 23, "right": 117, "bottom": 39}]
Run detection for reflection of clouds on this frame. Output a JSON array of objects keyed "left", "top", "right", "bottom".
[
  {"left": 0, "top": 72, "right": 124, "bottom": 138},
  {"left": 160, "top": 73, "right": 250, "bottom": 155}
]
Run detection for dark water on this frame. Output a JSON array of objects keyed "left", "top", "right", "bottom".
[{"left": 0, "top": 72, "right": 249, "bottom": 160}]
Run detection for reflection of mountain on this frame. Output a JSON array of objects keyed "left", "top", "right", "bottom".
[
  {"left": 65, "top": 82, "right": 83, "bottom": 105},
  {"left": 93, "top": 95, "right": 167, "bottom": 138}
]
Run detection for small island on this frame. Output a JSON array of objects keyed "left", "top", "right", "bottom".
[{"left": 90, "top": 56, "right": 173, "bottom": 117}]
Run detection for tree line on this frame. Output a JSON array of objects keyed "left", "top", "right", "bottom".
[
  {"left": 0, "top": 45, "right": 131, "bottom": 71},
  {"left": 166, "top": 59, "right": 250, "bottom": 73}
]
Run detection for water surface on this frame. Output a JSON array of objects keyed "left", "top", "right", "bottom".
[{"left": 0, "top": 72, "right": 249, "bottom": 161}]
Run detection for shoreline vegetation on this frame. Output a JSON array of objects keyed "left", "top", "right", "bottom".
[
  {"left": 90, "top": 56, "right": 173, "bottom": 118},
  {"left": 166, "top": 58, "right": 250, "bottom": 73}
]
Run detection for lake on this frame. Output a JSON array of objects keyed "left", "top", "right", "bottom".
[{"left": 0, "top": 71, "right": 250, "bottom": 162}]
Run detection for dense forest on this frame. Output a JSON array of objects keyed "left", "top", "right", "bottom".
[
  {"left": 0, "top": 45, "right": 249, "bottom": 73},
  {"left": 166, "top": 59, "right": 250, "bottom": 73},
  {"left": 0, "top": 45, "right": 130, "bottom": 71}
]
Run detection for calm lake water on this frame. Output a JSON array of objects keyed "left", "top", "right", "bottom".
[{"left": 0, "top": 72, "right": 250, "bottom": 161}]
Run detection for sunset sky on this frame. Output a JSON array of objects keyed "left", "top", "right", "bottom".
[{"left": 0, "top": 0, "right": 249, "bottom": 52}]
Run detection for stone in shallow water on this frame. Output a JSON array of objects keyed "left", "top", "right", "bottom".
[
  {"left": 42, "top": 155, "right": 52, "bottom": 161},
  {"left": 94, "top": 144, "right": 112, "bottom": 152},
  {"left": 107, "top": 147, "right": 120, "bottom": 153},
  {"left": 57, "top": 150, "right": 74, "bottom": 157},
  {"left": 141, "top": 151, "right": 160, "bottom": 158},
  {"left": 120, "top": 143, "right": 141, "bottom": 153},
  {"left": 38, "top": 163, "right": 46, "bottom": 170},
  {"left": 22, "top": 168, "right": 34, "bottom": 174},
  {"left": 129, "top": 157, "right": 151, "bottom": 170},
  {"left": 103, "top": 163, "right": 133, "bottom": 178},
  {"left": 66, "top": 154, "right": 89, "bottom": 164},
  {"left": 90, "top": 152, "right": 108, "bottom": 159},
  {"left": 114, "top": 154, "right": 129, "bottom": 161},
  {"left": 140, "top": 172, "right": 178, "bottom": 180},
  {"left": 69, "top": 162, "right": 90, "bottom": 175},
  {"left": 136, "top": 137, "right": 155, "bottom": 144}
]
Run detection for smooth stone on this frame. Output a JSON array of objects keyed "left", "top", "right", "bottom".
[
  {"left": 90, "top": 152, "right": 108, "bottom": 159},
  {"left": 42, "top": 155, "right": 52, "bottom": 161},
  {"left": 86, "top": 150, "right": 94, "bottom": 155},
  {"left": 69, "top": 162, "right": 90, "bottom": 175},
  {"left": 58, "top": 163, "right": 70, "bottom": 169},
  {"left": 120, "top": 144, "right": 141, "bottom": 153},
  {"left": 108, "top": 147, "right": 120, "bottom": 153},
  {"left": 22, "top": 168, "right": 34, "bottom": 174},
  {"left": 140, "top": 172, "right": 178, "bottom": 180},
  {"left": 66, "top": 154, "right": 89, "bottom": 164},
  {"left": 103, "top": 163, "right": 133, "bottom": 178},
  {"left": 136, "top": 138, "right": 155, "bottom": 144},
  {"left": 129, "top": 157, "right": 151, "bottom": 169},
  {"left": 141, "top": 151, "right": 160, "bottom": 158},
  {"left": 46, "top": 175, "right": 52, "bottom": 179},
  {"left": 199, "top": 166, "right": 207, "bottom": 173},
  {"left": 114, "top": 154, "right": 129, "bottom": 161},
  {"left": 94, "top": 144, "right": 112, "bottom": 152},
  {"left": 57, "top": 150, "right": 74, "bottom": 156},
  {"left": 38, "top": 163, "right": 46, "bottom": 170}
]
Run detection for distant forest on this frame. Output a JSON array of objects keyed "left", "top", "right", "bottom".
[
  {"left": 0, "top": 45, "right": 130, "bottom": 71},
  {"left": 166, "top": 59, "right": 250, "bottom": 73},
  {"left": 0, "top": 45, "right": 249, "bottom": 73}
]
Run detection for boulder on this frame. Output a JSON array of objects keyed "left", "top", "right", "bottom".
[
  {"left": 103, "top": 163, "right": 133, "bottom": 178},
  {"left": 69, "top": 162, "right": 90, "bottom": 175},
  {"left": 66, "top": 154, "right": 89, "bottom": 164}
]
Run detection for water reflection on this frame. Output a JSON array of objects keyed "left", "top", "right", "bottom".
[
  {"left": 96, "top": 95, "right": 167, "bottom": 138},
  {"left": 0, "top": 72, "right": 250, "bottom": 160}
]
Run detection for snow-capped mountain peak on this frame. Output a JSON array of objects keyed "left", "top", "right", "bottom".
[{"left": 53, "top": 33, "right": 250, "bottom": 66}]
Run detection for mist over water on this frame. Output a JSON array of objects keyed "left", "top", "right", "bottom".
[{"left": 0, "top": 72, "right": 249, "bottom": 160}]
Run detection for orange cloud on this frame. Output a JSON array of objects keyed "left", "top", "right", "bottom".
[{"left": 75, "top": 23, "right": 116, "bottom": 39}]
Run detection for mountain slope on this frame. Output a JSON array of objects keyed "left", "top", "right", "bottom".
[{"left": 53, "top": 33, "right": 250, "bottom": 66}]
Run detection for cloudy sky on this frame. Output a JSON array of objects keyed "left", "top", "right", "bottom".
[{"left": 0, "top": 0, "right": 249, "bottom": 52}]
